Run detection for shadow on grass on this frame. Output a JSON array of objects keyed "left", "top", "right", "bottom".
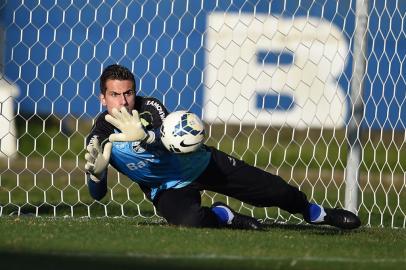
[
  {"left": 0, "top": 250, "right": 269, "bottom": 270},
  {"left": 0, "top": 250, "right": 178, "bottom": 270},
  {"left": 261, "top": 222, "right": 363, "bottom": 235},
  {"left": 134, "top": 220, "right": 363, "bottom": 236}
]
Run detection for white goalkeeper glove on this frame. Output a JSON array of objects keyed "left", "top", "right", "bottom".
[
  {"left": 84, "top": 136, "right": 112, "bottom": 182},
  {"left": 105, "top": 107, "right": 155, "bottom": 143}
]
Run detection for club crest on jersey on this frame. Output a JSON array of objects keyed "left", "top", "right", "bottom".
[
  {"left": 132, "top": 141, "right": 146, "bottom": 153},
  {"left": 114, "top": 142, "right": 126, "bottom": 149}
]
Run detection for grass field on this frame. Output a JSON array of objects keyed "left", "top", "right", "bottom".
[
  {"left": 1, "top": 116, "right": 405, "bottom": 269},
  {"left": 1, "top": 116, "right": 405, "bottom": 226},
  {"left": 1, "top": 156, "right": 405, "bottom": 227},
  {"left": 0, "top": 217, "right": 405, "bottom": 270}
]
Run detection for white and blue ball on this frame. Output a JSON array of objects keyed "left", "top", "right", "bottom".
[{"left": 160, "top": 111, "right": 205, "bottom": 153}]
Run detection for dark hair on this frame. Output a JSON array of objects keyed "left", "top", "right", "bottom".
[{"left": 100, "top": 64, "right": 136, "bottom": 95}]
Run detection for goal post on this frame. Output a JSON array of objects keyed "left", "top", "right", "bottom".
[
  {"left": 0, "top": 0, "right": 405, "bottom": 228},
  {"left": 344, "top": 0, "right": 369, "bottom": 214}
]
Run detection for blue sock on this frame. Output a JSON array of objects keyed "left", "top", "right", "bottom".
[
  {"left": 211, "top": 205, "right": 234, "bottom": 225},
  {"left": 308, "top": 203, "right": 326, "bottom": 223}
]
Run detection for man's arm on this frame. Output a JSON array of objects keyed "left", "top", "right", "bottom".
[
  {"left": 85, "top": 136, "right": 112, "bottom": 200},
  {"left": 138, "top": 97, "right": 169, "bottom": 129},
  {"left": 104, "top": 97, "right": 170, "bottom": 144},
  {"left": 87, "top": 170, "right": 108, "bottom": 200},
  {"left": 85, "top": 136, "right": 112, "bottom": 180},
  {"left": 85, "top": 112, "right": 115, "bottom": 200},
  {"left": 137, "top": 97, "right": 170, "bottom": 145},
  {"left": 105, "top": 107, "right": 156, "bottom": 143}
]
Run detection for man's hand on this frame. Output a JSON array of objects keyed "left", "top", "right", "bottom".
[
  {"left": 105, "top": 107, "right": 149, "bottom": 142},
  {"left": 84, "top": 136, "right": 112, "bottom": 182}
]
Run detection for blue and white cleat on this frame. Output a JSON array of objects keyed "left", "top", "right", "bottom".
[{"left": 212, "top": 202, "right": 262, "bottom": 230}]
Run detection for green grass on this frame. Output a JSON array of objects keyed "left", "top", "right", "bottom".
[
  {"left": 2, "top": 152, "right": 405, "bottom": 226},
  {"left": 1, "top": 162, "right": 405, "bottom": 227},
  {"left": 10, "top": 117, "right": 406, "bottom": 224},
  {"left": 0, "top": 217, "right": 405, "bottom": 270},
  {"left": 1, "top": 116, "right": 405, "bottom": 269}
]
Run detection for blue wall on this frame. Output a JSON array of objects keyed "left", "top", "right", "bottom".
[{"left": 0, "top": 0, "right": 404, "bottom": 129}]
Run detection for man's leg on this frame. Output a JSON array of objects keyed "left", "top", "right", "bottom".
[
  {"left": 153, "top": 186, "right": 220, "bottom": 228},
  {"left": 193, "top": 147, "right": 309, "bottom": 214},
  {"left": 153, "top": 184, "right": 261, "bottom": 230},
  {"left": 193, "top": 148, "right": 360, "bottom": 229}
]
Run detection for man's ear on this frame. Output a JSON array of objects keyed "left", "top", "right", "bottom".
[{"left": 100, "top": 93, "right": 106, "bottom": 106}]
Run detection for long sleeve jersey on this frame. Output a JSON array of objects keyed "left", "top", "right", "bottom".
[{"left": 86, "top": 96, "right": 211, "bottom": 200}]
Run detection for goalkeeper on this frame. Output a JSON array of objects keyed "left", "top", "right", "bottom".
[{"left": 85, "top": 64, "right": 361, "bottom": 230}]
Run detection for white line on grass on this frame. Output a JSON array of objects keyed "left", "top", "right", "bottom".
[
  {"left": 23, "top": 250, "right": 405, "bottom": 264},
  {"left": 84, "top": 252, "right": 406, "bottom": 264}
]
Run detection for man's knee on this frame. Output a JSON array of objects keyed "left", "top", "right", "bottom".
[
  {"left": 175, "top": 212, "right": 204, "bottom": 227},
  {"left": 166, "top": 207, "right": 219, "bottom": 228}
]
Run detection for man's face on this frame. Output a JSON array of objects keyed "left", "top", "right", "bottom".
[{"left": 100, "top": 79, "right": 135, "bottom": 115}]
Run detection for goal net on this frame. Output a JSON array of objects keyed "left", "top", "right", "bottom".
[{"left": 0, "top": 0, "right": 404, "bottom": 227}]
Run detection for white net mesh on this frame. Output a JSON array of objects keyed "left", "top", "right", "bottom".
[{"left": 0, "top": 0, "right": 405, "bottom": 227}]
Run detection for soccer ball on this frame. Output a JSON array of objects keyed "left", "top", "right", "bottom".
[{"left": 160, "top": 111, "right": 205, "bottom": 153}]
